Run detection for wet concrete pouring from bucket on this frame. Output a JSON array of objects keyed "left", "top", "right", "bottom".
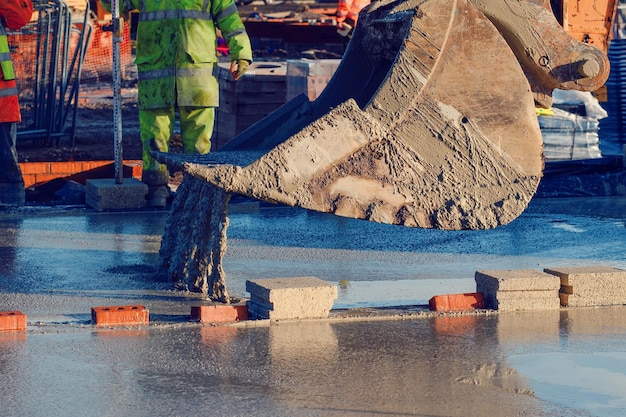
[{"left": 156, "top": 177, "right": 233, "bottom": 303}]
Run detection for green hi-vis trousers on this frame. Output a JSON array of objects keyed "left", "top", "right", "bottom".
[{"left": 139, "top": 106, "right": 215, "bottom": 183}]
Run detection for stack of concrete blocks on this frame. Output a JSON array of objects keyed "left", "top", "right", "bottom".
[
  {"left": 246, "top": 276, "right": 338, "bottom": 321},
  {"left": 475, "top": 270, "right": 561, "bottom": 311},
  {"left": 544, "top": 266, "right": 626, "bottom": 307},
  {"left": 214, "top": 62, "right": 287, "bottom": 150},
  {"left": 286, "top": 59, "right": 341, "bottom": 102}
]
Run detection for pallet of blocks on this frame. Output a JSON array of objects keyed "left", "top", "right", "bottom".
[{"left": 214, "top": 62, "right": 287, "bottom": 150}]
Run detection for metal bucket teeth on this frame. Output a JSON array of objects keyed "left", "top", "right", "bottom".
[{"left": 185, "top": 0, "right": 544, "bottom": 230}]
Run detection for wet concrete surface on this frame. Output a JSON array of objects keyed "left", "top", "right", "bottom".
[{"left": 1, "top": 196, "right": 626, "bottom": 416}]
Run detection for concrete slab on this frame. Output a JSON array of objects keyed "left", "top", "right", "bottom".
[
  {"left": 494, "top": 297, "right": 560, "bottom": 312},
  {"left": 495, "top": 290, "right": 559, "bottom": 300},
  {"left": 545, "top": 266, "right": 626, "bottom": 307},
  {"left": 545, "top": 266, "right": 626, "bottom": 288},
  {"left": 475, "top": 270, "right": 561, "bottom": 292},
  {"left": 85, "top": 178, "right": 148, "bottom": 211},
  {"left": 1, "top": 198, "right": 626, "bottom": 416},
  {"left": 246, "top": 276, "right": 338, "bottom": 320},
  {"left": 475, "top": 270, "right": 561, "bottom": 311},
  {"left": 561, "top": 293, "right": 626, "bottom": 307}
]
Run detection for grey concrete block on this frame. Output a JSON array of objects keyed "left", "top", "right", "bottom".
[
  {"left": 494, "top": 297, "right": 560, "bottom": 312},
  {"left": 475, "top": 270, "right": 560, "bottom": 311},
  {"left": 561, "top": 293, "right": 626, "bottom": 307},
  {"left": 246, "top": 276, "right": 338, "bottom": 320},
  {"left": 545, "top": 266, "right": 626, "bottom": 289},
  {"left": 85, "top": 178, "right": 148, "bottom": 211},
  {"left": 286, "top": 59, "right": 341, "bottom": 101},
  {"left": 546, "top": 266, "right": 626, "bottom": 307},
  {"left": 482, "top": 290, "right": 559, "bottom": 311},
  {"left": 495, "top": 289, "right": 559, "bottom": 300}
]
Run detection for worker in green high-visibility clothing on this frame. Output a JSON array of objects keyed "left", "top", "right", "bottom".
[{"left": 100, "top": 0, "right": 252, "bottom": 207}]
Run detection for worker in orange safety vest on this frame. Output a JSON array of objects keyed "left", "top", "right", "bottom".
[
  {"left": 335, "top": 0, "right": 370, "bottom": 49},
  {"left": 0, "top": 0, "right": 33, "bottom": 207}
]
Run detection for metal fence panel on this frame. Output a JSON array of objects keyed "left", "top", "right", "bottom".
[{"left": 10, "top": 0, "right": 91, "bottom": 147}]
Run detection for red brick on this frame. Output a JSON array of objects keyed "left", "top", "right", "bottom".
[
  {"left": 19, "top": 162, "right": 51, "bottom": 175},
  {"left": 19, "top": 160, "right": 143, "bottom": 188},
  {"left": 0, "top": 311, "right": 27, "bottom": 331},
  {"left": 49, "top": 162, "right": 80, "bottom": 174},
  {"left": 83, "top": 161, "right": 110, "bottom": 170},
  {"left": 124, "top": 161, "right": 143, "bottom": 179},
  {"left": 428, "top": 292, "right": 485, "bottom": 312},
  {"left": 91, "top": 305, "right": 149, "bottom": 327},
  {"left": 23, "top": 174, "right": 37, "bottom": 188},
  {"left": 34, "top": 173, "right": 61, "bottom": 184},
  {"left": 66, "top": 161, "right": 143, "bottom": 184},
  {"left": 191, "top": 304, "right": 248, "bottom": 323}
]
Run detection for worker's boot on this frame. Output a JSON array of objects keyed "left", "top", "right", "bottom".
[{"left": 142, "top": 170, "right": 170, "bottom": 208}]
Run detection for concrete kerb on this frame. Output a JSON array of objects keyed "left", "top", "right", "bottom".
[
  {"left": 545, "top": 266, "right": 626, "bottom": 307},
  {"left": 10, "top": 301, "right": 626, "bottom": 334},
  {"left": 246, "top": 277, "right": 338, "bottom": 321},
  {"left": 9, "top": 267, "right": 626, "bottom": 331},
  {"left": 475, "top": 266, "right": 626, "bottom": 310}
]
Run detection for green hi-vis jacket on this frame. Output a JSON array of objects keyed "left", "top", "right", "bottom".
[{"left": 101, "top": 0, "right": 252, "bottom": 109}]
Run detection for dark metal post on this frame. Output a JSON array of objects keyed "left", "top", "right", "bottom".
[{"left": 107, "top": 0, "right": 124, "bottom": 184}]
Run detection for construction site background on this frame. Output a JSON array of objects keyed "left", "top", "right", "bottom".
[
  {"left": 9, "top": 0, "right": 626, "bottom": 162},
  {"left": 11, "top": 0, "right": 346, "bottom": 160}
]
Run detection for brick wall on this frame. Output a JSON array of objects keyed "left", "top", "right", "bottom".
[{"left": 19, "top": 160, "right": 142, "bottom": 188}]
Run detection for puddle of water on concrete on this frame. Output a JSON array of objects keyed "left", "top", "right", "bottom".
[
  {"left": 330, "top": 278, "right": 476, "bottom": 308},
  {"left": 510, "top": 351, "right": 626, "bottom": 416},
  {"left": 236, "top": 277, "right": 476, "bottom": 309}
]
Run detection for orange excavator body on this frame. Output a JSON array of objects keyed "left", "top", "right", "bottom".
[{"left": 555, "top": 0, "right": 617, "bottom": 53}]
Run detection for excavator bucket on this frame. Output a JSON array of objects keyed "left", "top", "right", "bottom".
[{"left": 174, "top": 0, "right": 610, "bottom": 230}]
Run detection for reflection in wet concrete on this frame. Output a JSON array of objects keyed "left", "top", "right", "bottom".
[
  {"left": 509, "top": 308, "right": 626, "bottom": 416},
  {"left": 496, "top": 310, "right": 561, "bottom": 346},
  {"left": 0, "top": 316, "right": 556, "bottom": 417},
  {"left": 1, "top": 306, "right": 626, "bottom": 415}
]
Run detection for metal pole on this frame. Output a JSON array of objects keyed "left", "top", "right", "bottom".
[{"left": 110, "top": 0, "right": 124, "bottom": 184}]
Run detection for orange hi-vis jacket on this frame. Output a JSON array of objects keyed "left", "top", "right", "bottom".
[
  {"left": 335, "top": 0, "right": 369, "bottom": 26},
  {"left": 0, "top": 0, "right": 33, "bottom": 123}
]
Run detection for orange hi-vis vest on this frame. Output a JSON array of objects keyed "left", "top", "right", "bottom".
[
  {"left": 0, "top": 22, "right": 19, "bottom": 123},
  {"left": 0, "top": 0, "right": 34, "bottom": 123},
  {"left": 336, "top": 0, "right": 370, "bottom": 25}
]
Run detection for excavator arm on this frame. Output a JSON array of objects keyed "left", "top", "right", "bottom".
[{"left": 167, "top": 0, "right": 617, "bottom": 230}]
